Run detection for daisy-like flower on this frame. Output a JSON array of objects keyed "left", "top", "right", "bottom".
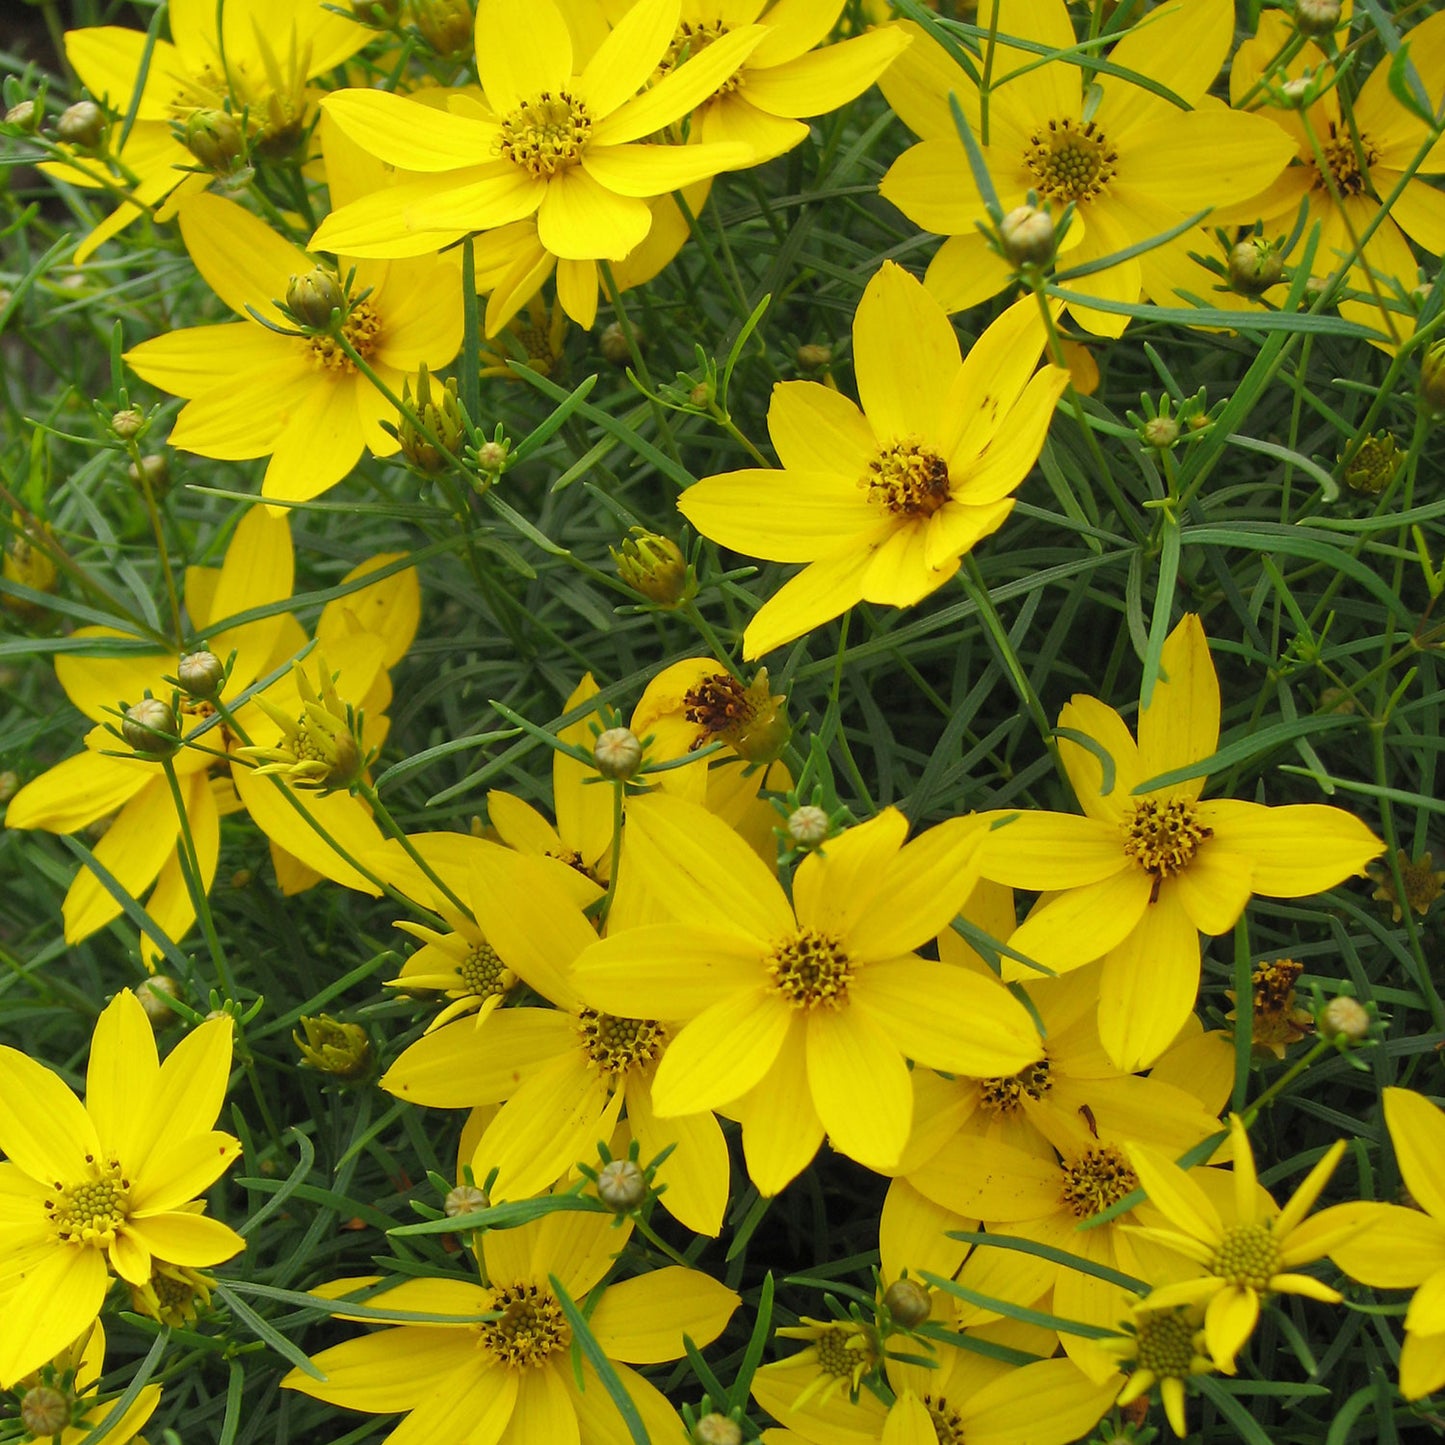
[
  {"left": 1330, "top": 1087, "right": 1445, "bottom": 1399},
  {"left": 43, "top": 0, "right": 371, "bottom": 262},
  {"left": 387, "top": 903, "right": 518, "bottom": 1032},
  {"left": 1128, "top": 1114, "right": 1363, "bottom": 1372},
  {"left": 311, "top": 0, "right": 763, "bottom": 325},
  {"left": 978, "top": 613, "right": 1384, "bottom": 1070},
  {"left": 1098, "top": 1302, "right": 1214, "bottom": 1438},
  {"left": 125, "top": 178, "right": 463, "bottom": 508},
  {"left": 381, "top": 847, "right": 731, "bottom": 1235},
  {"left": 877, "top": 0, "right": 1297, "bottom": 333},
  {"left": 679, "top": 261, "right": 1069, "bottom": 659},
  {"left": 283, "top": 1207, "right": 739, "bottom": 1442},
  {"left": 572, "top": 793, "right": 1041, "bottom": 1194},
  {"left": 0, "top": 991, "right": 242, "bottom": 1385}
]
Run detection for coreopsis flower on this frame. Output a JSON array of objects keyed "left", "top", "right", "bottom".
[
  {"left": 283, "top": 1207, "right": 739, "bottom": 1441},
  {"left": 1225, "top": 958, "right": 1314, "bottom": 1061},
  {"left": 311, "top": 0, "right": 763, "bottom": 325},
  {"left": 6, "top": 1322, "right": 161, "bottom": 1445},
  {"left": 124, "top": 182, "right": 463, "bottom": 507},
  {"left": 1099, "top": 1303, "right": 1215, "bottom": 1438},
  {"left": 387, "top": 903, "right": 518, "bottom": 1031},
  {"left": 679, "top": 262, "right": 1069, "bottom": 658},
  {"left": 1128, "top": 1114, "right": 1363, "bottom": 1372},
  {"left": 239, "top": 656, "right": 368, "bottom": 791},
  {"left": 572, "top": 793, "right": 1040, "bottom": 1193},
  {"left": 381, "top": 847, "right": 731, "bottom": 1234},
  {"left": 1331, "top": 1087, "right": 1445, "bottom": 1399},
  {"left": 877, "top": 0, "right": 1297, "bottom": 333},
  {"left": 978, "top": 613, "right": 1384, "bottom": 1070},
  {"left": 0, "top": 992, "right": 243, "bottom": 1385},
  {"left": 45, "top": 0, "right": 371, "bottom": 261}
]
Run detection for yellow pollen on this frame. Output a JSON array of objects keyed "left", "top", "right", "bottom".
[
  {"left": 1133, "top": 1309, "right": 1199, "bottom": 1379},
  {"left": 460, "top": 941, "right": 508, "bottom": 996},
  {"left": 1025, "top": 117, "right": 1117, "bottom": 204},
  {"left": 1122, "top": 797, "right": 1212, "bottom": 878},
  {"left": 46, "top": 1157, "right": 130, "bottom": 1246},
  {"left": 498, "top": 91, "right": 592, "bottom": 178},
  {"left": 860, "top": 439, "right": 952, "bottom": 518},
  {"left": 923, "top": 1395, "right": 967, "bottom": 1445},
  {"left": 766, "top": 928, "right": 852, "bottom": 1009},
  {"left": 1210, "top": 1223, "right": 1280, "bottom": 1291},
  {"left": 1060, "top": 1144, "right": 1138, "bottom": 1219},
  {"left": 978, "top": 1057, "right": 1053, "bottom": 1115},
  {"left": 476, "top": 1282, "right": 570, "bottom": 1368},
  {"left": 814, "top": 1325, "right": 865, "bottom": 1379},
  {"left": 577, "top": 1008, "right": 666, "bottom": 1074},
  {"left": 307, "top": 299, "right": 383, "bottom": 374},
  {"left": 1314, "top": 121, "right": 1376, "bottom": 198}
]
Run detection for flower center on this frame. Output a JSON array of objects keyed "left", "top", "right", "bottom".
[
  {"left": 460, "top": 941, "right": 509, "bottom": 996},
  {"left": 1133, "top": 1309, "right": 1199, "bottom": 1379},
  {"left": 1024, "top": 117, "right": 1117, "bottom": 204},
  {"left": 498, "top": 92, "right": 593, "bottom": 178},
  {"left": 658, "top": 20, "right": 743, "bottom": 92},
  {"left": 46, "top": 1156, "right": 130, "bottom": 1246},
  {"left": 1122, "top": 797, "right": 1211, "bottom": 878},
  {"left": 860, "top": 439, "right": 952, "bottom": 517},
  {"left": 1313, "top": 120, "right": 1376, "bottom": 198},
  {"left": 1060, "top": 1144, "right": 1138, "bottom": 1219},
  {"left": 814, "top": 1324, "right": 867, "bottom": 1381},
  {"left": 1210, "top": 1222, "right": 1280, "bottom": 1291},
  {"left": 577, "top": 1008, "right": 666, "bottom": 1074},
  {"left": 684, "top": 672, "right": 754, "bottom": 746},
  {"left": 307, "top": 299, "right": 383, "bottom": 373},
  {"left": 923, "top": 1395, "right": 967, "bottom": 1445},
  {"left": 978, "top": 1056, "right": 1053, "bottom": 1115},
  {"left": 766, "top": 928, "right": 852, "bottom": 1009},
  {"left": 476, "top": 1282, "right": 571, "bottom": 1368}
]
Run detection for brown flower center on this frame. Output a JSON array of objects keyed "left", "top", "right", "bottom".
[
  {"left": 1025, "top": 117, "right": 1117, "bottom": 203},
  {"left": 659, "top": 20, "right": 743, "bottom": 92},
  {"left": 684, "top": 672, "right": 753, "bottom": 745},
  {"left": 860, "top": 439, "right": 951, "bottom": 517},
  {"left": 1122, "top": 797, "right": 1211, "bottom": 878},
  {"left": 924, "top": 1396, "right": 967, "bottom": 1445},
  {"left": 1060, "top": 1144, "right": 1138, "bottom": 1219},
  {"left": 476, "top": 1282, "right": 571, "bottom": 1368},
  {"left": 307, "top": 299, "right": 382, "bottom": 373},
  {"left": 766, "top": 928, "right": 852, "bottom": 1009},
  {"left": 978, "top": 1056, "right": 1053, "bottom": 1115},
  {"left": 577, "top": 1008, "right": 666, "bottom": 1074},
  {"left": 1313, "top": 120, "right": 1376, "bottom": 198},
  {"left": 499, "top": 92, "right": 592, "bottom": 178}
]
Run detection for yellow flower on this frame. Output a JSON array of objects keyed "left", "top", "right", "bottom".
[
  {"left": 387, "top": 904, "right": 518, "bottom": 1032},
  {"left": 124, "top": 166, "right": 463, "bottom": 508},
  {"left": 979, "top": 613, "right": 1384, "bottom": 1069},
  {"left": 8, "top": 1321, "right": 162, "bottom": 1445},
  {"left": 1099, "top": 1303, "right": 1214, "bottom": 1438},
  {"left": 283, "top": 1207, "right": 739, "bottom": 1442},
  {"left": 310, "top": 0, "right": 763, "bottom": 322},
  {"left": 1331, "top": 1087, "right": 1445, "bottom": 1399},
  {"left": 572, "top": 793, "right": 1040, "bottom": 1193},
  {"left": 0, "top": 992, "right": 242, "bottom": 1385},
  {"left": 45, "top": 0, "right": 371, "bottom": 262},
  {"left": 1127, "top": 1114, "right": 1363, "bottom": 1372},
  {"left": 240, "top": 656, "right": 368, "bottom": 791},
  {"left": 679, "top": 261, "right": 1069, "bottom": 658},
  {"left": 877, "top": 0, "right": 1297, "bottom": 333}
]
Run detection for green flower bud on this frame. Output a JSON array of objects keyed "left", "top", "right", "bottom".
[
  {"left": 294, "top": 1014, "right": 374, "bottom": 1079},
  {"left": 128, "top": 453, "right": 170, "bottom": 497},
  {"left": 796, "top": 342, "right": 832, "bottom": 371},
  {"left": 122, "top": 697, "right": 180, "bottom": 756},
  {"left": 786, "top": 805, "right": 831, "bottom": 847},
  {"left": 178, "top": 649, "right": 226, "bottom": 698},
  {"left": 882, "top": 1278, "right": 932, "bottom": 1327},
  {"left": 20, "top": 1386, "right": 71, "bottom": 1438},
  {"left": 596, "top": 1158, "right": 647, "bottom": 1213},
  {"left": 183, "top": 107, "right": 245, "bottom": 172},
  {"left": 5, "top": 100, "right": 38, "bottom": 132},
  {"left": 413, "top": 0, "right": 474, "bottom": 56},
  {"left": 1228, "top": 238, "right": 1285, "bottom": 297},
  {"left": 611, "top": 528, "right": 695, "bottom": 608},
  {"left": 999, "top": 203, "right": 1056, "bottom": 266},
  {"left": 56, "top": 100, "right": 105, "bottom": 147},
  {"left": 694, "top": 1415, "right": 743, "bottom": 1445},
  {"left": 594, "top": 727, "right": 643, "bottom": 780},
  {"left": 400, "top": 365, "right": 466, "bottom": 474},
  {"left": 1319, "top": 995, "right": 1371, "bottom": 1043},
  {"left": 287, "top": 269, "right": 346, "bottom": 330},
  {"left": 0, "top": 770, "right": 18, "bottom": 803},
  {"left": 111, "top": 407, "right": 145, "bottom": 440},
  {"left": 444, "top": 1183, "right": 491, "bottom": 1218},
  {"left": 135, "top": 974, "right": 182, "bottom": 1027},
  {"left": 599, "top": 321, "right": 633, "bottom": 365},
  {"left": 1142, "top": 415, "right": 1181, "bottom": 450},
  {"left": 1295, "top": 0, "right": 1342, "bottom": 36}
]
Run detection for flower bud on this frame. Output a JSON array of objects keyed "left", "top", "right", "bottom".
[
  {"left": 1228, "top": 238, "right": 1285, "bottom": 297},
  {"left": 1295, "top": 0, "right": 1342, "bottom": 36},
  {"left": 287, "top": 268, "right": 345, "bottom": 330},
  {"left": 0, "top": 770, "right": 18, "bottom": 803},
  {"left": 475, "top": 439, "right": 509, "bottom": 478},
  {"left": 56, "top": 100, "right": 105, "bottom": 148},
  {"left": 20, "top": 1385, "right": 71, "bottom": 1438},
  {"left": 688, "top": 380, "right": 713, "bottom": 408},
  {"left": 1342, "top": 431, "right": 1402, "bottom": 495},
  {"left": 796, "top": 342, "right": 832, "bottom": 371},
  {"left": 1142, "top": 415, "right": 1180, "bottom": 450},
  {"left": 111, "top": 407, "right": 145, "bottom": 440},
  {"left": 1320, "top": 995, "right": 1371, "bottom": 1043},
  {"left": 1421, "top": 341, "right": 1445, "bottom": 415},
  {"left": 999, "top": 204, "right": 1056, "bottom": 267},
  {"left": 134, "top": 974, "right": 181, "bottom": 1027},
  {"left": 294, "top": 1014, "right": 374, "bottom": 1079},
  {"left": 611, "top": 528, "right": 695, "bottom": 608},
  {"left": 413, "top": 0, "right": 474, "bottom": 56},
  {"left": 3, "top": 525, "right": 59, "bottom": 610},
  {"left": 183, "top": 107, "right": 245, "bottom": 172},
  {"left": 128, "top": 453, "right": 170, "bottom": 496},
  {"left": 1281, "top": 76, "right": 1312, "bottom": 107},
  {"left": 596, "top": 1158, "right": 647, "bottom": 1213},
  {"left": 694, "top": 1415, "right": 744, "bottom": 1445},
  {"left": 594, "top": 726, "right": 643, "bottom": 779},
  {"left": 444, "top": 1183, "right": 491, "bottom": 1218},
  {"left": 178, "top": 649, "right": 226, "bottom": 698},
  {"left": 5, "top": 100, "right": 38, "bottom": 132},
  {"left": 787, "top": 805, "right": 831, "bottom": 847},
  {"left": 882, "top": 1278, "right": 932, "bottom": 1328},
  {"left": 400, "top": 366, "right": 465, "bottom": 474},
  {"left": 122, "top": 697, "right": 180, "bottom": 756},
  {"left": 599, "top": 321, "right": 634, "bottom": 365}
]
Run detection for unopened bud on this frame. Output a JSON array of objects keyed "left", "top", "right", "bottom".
[
  {"left": 1422, "top": 341, "right": 1445, "bottom": 415},
  {"left": 796, "top": 342, "right": 832, "bottom": 371},
  {"left": 599, "top": 321, "right": 634, "bottom": 365},
  {"left": 1142, "top": 415, "right": 1180, "bottom": 449},
  {"left": 882, "top": 1278, "right": 932, "bottom": 1327},
  {"left": 183, "top": 107, "right": 244, "bottom": 172},
  {"left": 1228, "top": 238, "right": 1285, "bottom": 297},
  {"left": 293, "top": 1014, "right": 374, "bottom": 1079},
  {"left": 694, "top": 1414, "right": 744, "bottom": 1445},
  {"left": 688, "top": 381, "right": 713, "bottom": 408},
  {"left": 475, "top": 439, "right": 508, "bottom": 476},
  {"left": 594, "top": 726, "right": 643, "bottom": 779},
  {"left": 287, "top": 268, "right": 345, "bottom": 330},
  {"left": 787, "top": 805, "right": 831, "bottom": 847},
  {"left": 128, "top": 453, "right": 170, "bottom": 496},
  {"left": 19, "top": 1386, "right": 70, "bottom": 1438},
  {"left": 1320, "top": 995, "right": 1370, "bottom": 1043},
  {"left": 0, "top": 770, "right": 18, "bottom": 803},
  {"left": 1342, "top": 431, "right": 1402, "bottom": 495},
  {"left": 1281, "top": 76, "right": 1312, "bottom": 107},
  {"left": 5, "top": 100, "right": 38, "bottom": 132},
  {"left": 134, "top": 974, "right": 181, "bottom": 1027},
  {"left": 178, "top": 649, "right": 226, "bottom": 697},
  {"left": 611, "top": 528, "right": 695, "bottom": 608},
  {"left": 596, "top": 1158, "right": 647, "bottom": 1213},
  {"left": 122, "top": 697, "right": 180, "bottom": 756},
  {"left": 400, "top": 365, "right": 465, "bottom": 474},
  {"left": 444, "top": 1183, "right": 491, "bottom": 1218},
  {"left": 3, "top": 526, "right": 59, "bottom": 608},
  {"left": 1295, "top": 0, "right": 1342, "bottom": 36},
  {"left": 413, "top": 0, "right": 474, "bottom": 55},
  {"left": 57, "top": 100, "right": 105, "bottom": 148},
  {"left": 111, "top": 407, "right": 145, "bottom": 440},
  {"left": 999, "top": 204, "right": 1056, "bottom": 267}
]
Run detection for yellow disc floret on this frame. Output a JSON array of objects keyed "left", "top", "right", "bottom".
[
  {"left": 499, "top": 92, "right": 593, "bottom": 177},
  {"left": 766, "top": 928, "right": 852, "bottom": 1009},
  {"left": 1060, "top": 1144, "right": 1139, "bottom": 1219},
  {"left": 576, "top": 1008, "right": 666, "bottom": 1074},
  {"left": 1210, "top": 1223, "right": 1281, "bottom": 1291},
  {"left": 861, "top": 439, "right": 952, "bottom": 517},
  {"left": 1025, "top": 117, "right": 1118, "bottom": 203},
  {"left": 1122, "top": 797, "right": 1212, "bottom": 878},
  {"left": 476, "top": 1282, "right": 571, "bottom": 1368},
  {"left": 46, "top": 1157, "right": 130, "bottom": 1246}
]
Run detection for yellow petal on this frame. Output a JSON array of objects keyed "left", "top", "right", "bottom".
[
  {"left": 743, "top": 27, "right": 910, "bottom": 119},
  {"left": 982, "top": 811, "right": 1127, "bottom": 889},
  {"left": 85, "top": 991, "right": 159, "bottom": 1166},
  {"left": 4, "top": 750, "right": 152, "bottom": 833},
  {"left": 177, "top": 193, "right": 312, "bottom": 328},
  {"left": 382, "top": 1009, "right": 574, "bottom": 1106},
  {"left": 741, "top": 547, "right": 870, "bottom": 659},
  {"left": 1401, "top": 1327, "right": 1445, "bottom": 1401},
  {"left": 731, "top": 1019, "right": 826, "bottom": 1196},
  {"left": 1127, "top": 1140, "right": 1223, "bottom": 1246},
  {"left": 572, "top": 925, "right": 764, "bottom": 1018},
  {"left": 1204, "top": 1282, "right": 1258, "bottom": 1371},
  {"left": 882, "top": 1391, "right": 935, "bottom": 1445},
  {"left": 130, "top": 1130, "right": 241, "bottom": 1214},
  {"left": 805, "top": 1005, "right": 911, "bottom": 1171},
  {"left": 1170, "top": 844, "right": 1254, "bottom": 935},
  {"left": 861, "top": 523, "right": 959, "bottom": 606},
  {"left": 584, "top": 139, "right": 753, "bottom": 197},
  {"left": 1095, "top": 0, "right": 1231, "bottom": 134},
  {"left": 1200, "top": 799, "right": 1384, "bottom": 897},
  {"left": 0, "top": 1245, "right": 109, "bottom": 1389},
  {"left": 924, "top": 228, "right": 1016, "bottom": 315},
  {"left": 651, "top": 988, "right": 795, "bottom": 1115},
  {"left": 855, "top": 815, "right": 987, "bottom": 957},
  {"left": 792, "top": 808, "right": 908, "bottom": 939},
  {"left": 477, "top": 0, "right": 575, "bottom": 113},
  {"left": 1097, "top": 889, "right": 1200, "bottom": 1071},
  {"left": 579, "top": 0, "right": 681, "bottom": 116},
  {"left": 1137, "top": 614, "right": 1218, "bottom": 797},
  {"left": 1006, "top": 866, "right": 1153, "bottom": 972},
  {"left": 538, "top": 164, "right": 651, "bottom": 261},
  {"left": 626, "top": 1080, "right": 730, "bottom": 1236},
  {"left": 123, "top": 322, "right": 289, "bottom": 397},
  {"left": 122, "top": 1209, "right": 244, "bottom": 1268},
  {"left": 1384, "top": 1086, "right": 1445, "bottom": 1222},
  {"left": 137, "top": 1015, "right": 236, "bottom": 1172},
  {"left": 966, "top": 1356, "right": 1118, "bottom": 1445},
  {"left": 767, "top": 381, "right": 873, "bottom": 475},
  {"left": 680, "top": 467, "right": 876, "bottom": 563},
  {"left": 284, "top": 1327, "right": 477, "bottom": 1411},
  {"left": 1056, "top": 694, "right": 1144, "bottom": 825},
  {"left": 0, "top": 1048, "right": 99, "bottom": 1182},
  {"left": 589, "top": 1267, "right": 739, "bottom": 1362},
  {"left": 320, "top": 88, "right": 495, "bottom": 173}
]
